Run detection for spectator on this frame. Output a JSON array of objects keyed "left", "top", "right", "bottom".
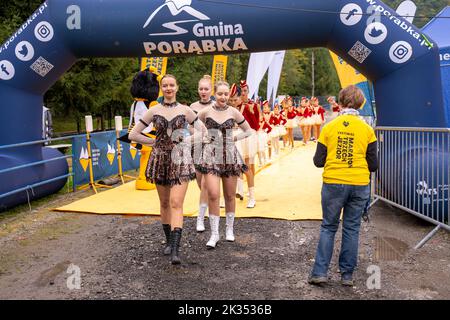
[
  {"left": 42, "top": 106, "right": 53, "bottom": 145},
  {"left": 308, "top": 85, "right": 378, "bottom": 287}
]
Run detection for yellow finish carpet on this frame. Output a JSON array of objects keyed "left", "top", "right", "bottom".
[{"left": 55, "top": 142, "right": 323, "bottom": 220}]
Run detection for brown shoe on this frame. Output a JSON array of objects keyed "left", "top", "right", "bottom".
[{"left": 308, "top": 276, "right": 328, "bottom": 285}]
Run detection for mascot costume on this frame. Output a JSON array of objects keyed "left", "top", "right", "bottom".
[{"left": 120, "top": 67, "right": 161, "bottom": 190}]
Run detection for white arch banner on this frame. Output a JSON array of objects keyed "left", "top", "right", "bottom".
[
  {"left": 267, "top": 51, "right": 286, "bottom": 105},
  {"left": 246, "top": 51, "right": 276, "bottom": 99}
]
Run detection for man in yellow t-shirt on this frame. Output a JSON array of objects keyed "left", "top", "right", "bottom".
[{"left": 308, "top": 85, "right": 378, "bottom": 287}]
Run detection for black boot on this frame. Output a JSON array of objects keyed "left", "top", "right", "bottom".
[
  {"left": 170, "top": 228, "right": 182, "bottom": 265},
  {"left": 162, "top": 224, "right": 172, "bottom": 255}
]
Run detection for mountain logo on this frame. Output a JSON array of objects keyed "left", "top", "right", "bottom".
[
  {"left": 79, "top": 147, "right": 89, "bottom": 172},
  {"left": 107, "top": 143, "right": 116, "bottom": 165},
  {"left": 364, "top": 22, "right": 387, "bottom": 45},
  {"left": 130, "top": 145, "right": 138, "bottom": 160},
  {"left": 143, "top": 0, "right": 210, "bottom": 36}
]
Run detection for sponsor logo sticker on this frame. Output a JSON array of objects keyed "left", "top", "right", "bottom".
[
  {"left": 340, "top": 3, "right": 363, "bottom": 26},
  {"left": 364, "top": 22, "right": 387, "bottom": 45},
  {"left": 389, "top": 41, "right": 413, "bottom": 64},
  {"left": 34, "top": 21, "right": 54, "bottom": 42},
  {"left": 0, "top": 60, "right": 15, "bottom": 80},
  {"left": 15, "top": 41, "right": 35, "bottom": 61}
]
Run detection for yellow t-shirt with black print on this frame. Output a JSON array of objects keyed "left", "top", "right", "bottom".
[{"left": 318, "top": 115, "right": 376, "bottom": 185}]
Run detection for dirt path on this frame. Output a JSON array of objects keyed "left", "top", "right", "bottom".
[{"left": 0, "top": 190, "right": 449, "bottom": 300}]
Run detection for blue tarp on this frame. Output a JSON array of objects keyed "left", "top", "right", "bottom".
[{"left": 423, "top": 6, "right": 450, "bottom": 126}]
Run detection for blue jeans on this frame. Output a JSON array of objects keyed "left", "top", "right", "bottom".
[{"left": 311, "top": 183, "right": 370, "bottom": 278}]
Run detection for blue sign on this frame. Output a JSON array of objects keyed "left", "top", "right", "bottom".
[{"left": 72, "top": 130, "right": 140, "bottom": 187}]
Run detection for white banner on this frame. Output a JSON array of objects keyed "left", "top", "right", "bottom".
[
  {"left": 267, "top": 51, "right": 285, "bottom": 105},
  {"left": 246, "top": 51, "right": 276, "bottom": 100}
]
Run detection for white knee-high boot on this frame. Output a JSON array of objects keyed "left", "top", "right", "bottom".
[
  {"left": 236, "top": 178, "right": 244, "bottom": 200},
  {"left": 196, "top": 203, "right": 208, "bottom": 232},
  {"left": 206, "top": 215, "right": 220, "bottom": 249},
  {"left": 247, "top": 187, "right": 256, "bottom": 208},
  {"left": 226, "top": 212, "right": 235, "bottom": 242}
]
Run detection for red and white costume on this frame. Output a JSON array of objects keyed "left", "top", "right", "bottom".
[
  {"left": 330, "top": 102, "right": 341, "bottom": 121},
  {"left": 269, "top": 112, "right": 287, "bottom": 136},
  {"left": 286, "top": 107, "right": 298, "bottom": 128},
  {"left": 299, "top": 106, "right": 314, "bottom": 126},
  {"left": 262, "top": 110, "right": 280, "bottom": 140},
  {"left": 261, "top": 111, "right": 273, "bottom": 133},
  {"left": 313, "top": 105, "right": 326, "bottom": 125},
  {"left": 239, "top": 99, "right": 260, "bottom": 158}
]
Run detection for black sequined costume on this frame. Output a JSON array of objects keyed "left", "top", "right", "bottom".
[{"left": 196, "top": 117, "right": 248, "bottom": 177}]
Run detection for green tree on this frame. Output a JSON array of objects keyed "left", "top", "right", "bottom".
[
  {"left": 167, "top": 55, "right": 213, "bottom": 104},
  {"left": 383, "top": 0, "right": 448, "bottom": 28},
  {"left": 278, "top": 50, "right": 309, "bottom": 96}
]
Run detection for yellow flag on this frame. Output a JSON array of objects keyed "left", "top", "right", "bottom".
[
  {"left": 329, "top": 51, "right": 373, "bottom": 113},
  {"left": 140, "top": 57, "right": 168, "bottom": 97},
  {"left": 140, "top": 57, "right": 168, "bottom": 74},
  {"left": 329, "top": 51, "right": 367, "bottom": 88},
  {"left": 211, "top": 55, "right": 228, "bottom": 93}
]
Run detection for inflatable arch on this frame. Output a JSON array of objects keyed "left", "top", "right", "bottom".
[{"left": 0, "top": 0, "right": 448, "bottom": 210}]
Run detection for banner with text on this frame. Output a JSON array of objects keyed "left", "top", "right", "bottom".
[
  {"left": 329, "top": 51, "right": 375, "bottom": 117},
  {"left": 141, "top": 57, "right": 168, "bottom": 97},
  {"left": 267, "top": 51, "right": 285, "bottom": 107},
  {"left": 211, "top": 55, "right": 228, "bottom": 93}
]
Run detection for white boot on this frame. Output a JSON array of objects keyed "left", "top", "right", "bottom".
[
  {"left": 196, "top": 203, "right": 208, "bottom": 232},
  {"left": 247, "top": 187, "right": 256, "bottom": 208},
  {"left": 236, "top": 178, "right": 244, "bottom": 200},
  {"left": 225, "top": 212, "right": 235, "bottom": 242},
  {"left": 206, "top": 215, "right": 220, "bottom": 249}
]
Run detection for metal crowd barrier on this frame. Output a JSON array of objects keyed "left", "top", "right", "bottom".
[
  {"left": 372, "top": 127, "right": 450, "bottom": 249},
  {"left": 0, "top": 136, "right": 75, "bottom": 209}
]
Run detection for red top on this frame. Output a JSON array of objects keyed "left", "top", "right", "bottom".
[
  {"left": 317, "top": 106, "right": 326, "bottom": 121},
  {"left": 262, "top": 111, "right": 271, "bottom": 123},
  {"left": 269, "top": 114, "right": 280, "bottom": 125},
  {"left": 287, "top": 108, "right": 297, "bottom": 120},
  {"left": 270, "top": 113, "right": 286, "bottom": 126},
  {"left": 332, "top": 104, "right": 341, "bottom": 113},
  {"left": 305, "top": 107, "right": 313, "bottom": 118},
  {"left": 298, "top": 107, "right": 312, "bottom": 118},
  {"left": 261, "top": 121, "right": 272, "bottom": 134},
  {"left": 261, "top": 112, "right": 272, "bottom": 134},
  {"left": 240, "top": 100, "right": 260, "bottom": 131}
]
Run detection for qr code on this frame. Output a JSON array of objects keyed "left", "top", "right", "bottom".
[
  {"left": 30, "top": 56, "right": 54, "bottom": 77},
  {"left": 348, "top": 41, "right": 372, "bottom": 64}
]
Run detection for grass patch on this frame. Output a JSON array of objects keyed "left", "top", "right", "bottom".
[
  {"left": 0, "top": 168, "right": 137, "bottom": 223},
  {"left": 0, "top": 180, "right": 73, "bottom": 223},
  {"left": 52, "top": 117, "right": 132, "bottom": 136},
  {"left": 52, "top": 117, "right": 79, "bottom": 134}
]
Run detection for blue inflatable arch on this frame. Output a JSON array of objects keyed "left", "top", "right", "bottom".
[{"left": 0, "top": 0, "right": 447, "bottom": 210}]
